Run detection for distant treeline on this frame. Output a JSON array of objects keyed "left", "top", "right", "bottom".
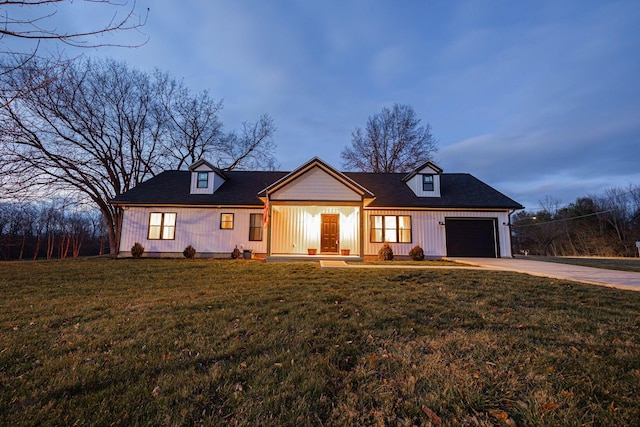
[
  {"left": 0, "top": 200, "right": 108, "bottom": 261},
  {"left": 512, "top": 185, "right": 640, "bottom": 257},
  {"left": 3, "top": 184, "right": 640, "bottom": 260}
]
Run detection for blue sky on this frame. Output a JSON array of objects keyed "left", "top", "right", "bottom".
[{"left": 21, "top": 1, "right": 640, "bottom": 210}]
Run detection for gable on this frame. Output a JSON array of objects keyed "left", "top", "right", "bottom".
[
  {"left": 402, "top": 161, "right": 443, "bottom": 198},
  {"left": 270, "top": 166, "right": 362, "bottom": 201},
  {"left": 189, "top": 161, "right": 226, "bottom": 195}
]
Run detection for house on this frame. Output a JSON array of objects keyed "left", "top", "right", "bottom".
[{"left": 109, "top": 157, "right": 524, "bottom": 260}]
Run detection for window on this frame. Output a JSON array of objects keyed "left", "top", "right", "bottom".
[
  {"left": 197, "top": 172, "right": 209, "bottom": 188},
  {"left": 148, "top": 212, "right": 176, "bottom": 240},
  {"left": 370, "top": 215, "right": 411, "bottom": 243},
  {"left": 220, "top": 213, "right": 234, "bottom": 230},
  {"left": 249, "top": 213, "right": 263, "bottom": 241},
  {"left": 422, "top": 174, "right": 434, "bottom": 191}
]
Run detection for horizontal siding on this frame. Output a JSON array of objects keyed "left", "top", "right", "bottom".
[
  {"left": 364, "top": 210, "right": 512, "bottom": 257},
  {"left": 120, "top": 207, "right": 265, "bottom": 255},
  {"left": 271, "top": 167, "right": 361, "bottom": 201},
  {"left": 271, "top": 206, "right": 360, "bottom": 254}
]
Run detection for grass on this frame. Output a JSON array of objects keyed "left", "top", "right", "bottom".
[
  {"left": 523, "top": 256, "right": 640, "bottom": 272},
  {"left": 1, "top": 259, "right": 639, "bottom": 426}
]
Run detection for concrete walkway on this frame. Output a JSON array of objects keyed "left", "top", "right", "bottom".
[
  {"left": 448, "top": 258, "right": 640, "bottom": 291},
  {"left": 319, "top": 258, "right": 640, "bottom": 291}
]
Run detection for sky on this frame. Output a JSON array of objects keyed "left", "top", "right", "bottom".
[{"left": 11, "top": 0, "right": 640, "bottom": 211}]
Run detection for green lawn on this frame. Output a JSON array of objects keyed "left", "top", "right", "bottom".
[{"left": 1, "top": 259, "right": 639, "bottom": 426}]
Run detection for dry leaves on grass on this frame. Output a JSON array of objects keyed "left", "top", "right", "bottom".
[
  {"left": 488, "top": 409, "right": 515, "bottom": 426},
  {"left": 421, "top": 405, "right": 442, "bottom": 426}
]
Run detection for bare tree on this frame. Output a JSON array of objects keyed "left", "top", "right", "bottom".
[
  {"left": 154, "top": 71, "right": 277, "bottom": 171},
  {"left": 216, "top": 114, "right": 278, "bottom": 171},
  {"left": 0, "top": 57, "right": 163, "bottom": 255},
  {"left": 1, "top": 57, "right": 278, "bottom": 255},
  {"left": 0, "top": 0, "right": 148, "bottom": 46},
  {"left": 154, "top": 71, "right": 224, "bottom": 170},
  {"left": 341, "top": 103, "right": 438, "bottom": 173},
  {"left": 1, "top": 1, "right": 148, "bottom": 107}
]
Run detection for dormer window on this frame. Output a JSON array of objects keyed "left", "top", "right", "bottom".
[
  {"left": 197, "top": 172, "right": 209, "bottom": 188},
  {"left": 422, "top": 174, "right": 434, "bottom": 192}
]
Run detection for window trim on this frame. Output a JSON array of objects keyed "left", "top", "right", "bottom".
[
  {"left": 147, "top": 212, "right": 177, "bottom": 240},
  {"left": 370, "top": 215, "right": 412, "bottom": 243},
  {"left": 197, "top": 171, "right": 209, "bottom": 189},
  {"left": 422, "top": 174, "right": 434, "bottom": 192},
  {"left": 249, "top": 213, "right": 263, "bottom": 241},
  {"left": 220, "top": 213, "right": 234, "bottom": 230}
]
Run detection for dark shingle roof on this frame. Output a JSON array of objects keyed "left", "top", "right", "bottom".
[
  {"left": 110, "top": 170, "right": 523, "bottom": 210},
  {"left": 345, "top": 172, "right": 523, "bottom": 209},
  {"left": 110, "top": 170, "right": 288, "bottom": 206}
]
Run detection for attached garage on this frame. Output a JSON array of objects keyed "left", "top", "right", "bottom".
[{"left": 445, "top": 218, "right": 499, "bottom": 257}]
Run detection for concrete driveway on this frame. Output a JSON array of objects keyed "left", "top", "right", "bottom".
[{"left": 448, "top": 258, "right": 640, "bottom": 291}]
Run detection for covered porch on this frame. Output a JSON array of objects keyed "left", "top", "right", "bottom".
[{"left": 266, "top": 205, "right": 363, "bottom": 258}]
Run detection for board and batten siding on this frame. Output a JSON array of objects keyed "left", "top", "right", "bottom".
[
  {"left": 189, "top": 165, "right": 224, "bottom": 195},
  {"left": 363, "top": 209, "right": 513, "bottom": 257},
  {"left": 119, "top": 207, "right": 265, "bottom": 256},
  {"left": 270, "top": 206, "right": 360, "bottom": 254},
  {"left": 271, "top": 167, "right": 361, "bottom": 201}
]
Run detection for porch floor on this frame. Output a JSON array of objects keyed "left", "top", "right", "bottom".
[{"left": 266, "top": 254, "right": 364, "bottom": 263}]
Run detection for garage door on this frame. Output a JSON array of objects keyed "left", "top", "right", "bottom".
[{"left": 445, "top": 218, "right": 499, "bottom": 257}]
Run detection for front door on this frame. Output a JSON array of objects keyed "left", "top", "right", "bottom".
[{"left": 321, "top": 214, "right": 339, "bottom": 253}]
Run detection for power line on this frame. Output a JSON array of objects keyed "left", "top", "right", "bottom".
[
  {"left": 522, "top": 185, "right": 640, "bottom": 213},
  {"left": 513, "top": 209, "right": 618, "bottom": 228}
]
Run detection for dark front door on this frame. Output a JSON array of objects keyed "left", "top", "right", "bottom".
[
  {"left": 321, "top": 214, "right": 339, "bottom": 253},
  {"left": 445, "top": 218, "right": 499, "bottom": 257}
]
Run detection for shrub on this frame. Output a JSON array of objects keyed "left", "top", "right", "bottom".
[
  {"left": 131, "top": 242, "right": 144, "bottom": 258},
  {"left": 409, "top": 244, "right": 425, "bottom": 261},
  {"left": 378, "top": 242, "right": 394, "bottom": 261},
  {"left": 231, "top": 246, "right": 241, "bottom": 259},
  {"left": 183, "top": 245, "right": 196, "bottom": 259}
]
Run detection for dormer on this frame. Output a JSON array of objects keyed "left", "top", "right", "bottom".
[
  {"left": 402, "top": 161, "right": 443, "bottom": 197},
  {"left": 188, "top": 159, "right": 227, "bottom": 195}
]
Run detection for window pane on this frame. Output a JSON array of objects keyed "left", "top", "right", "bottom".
[
  {"left": 148, "top": 226, "right": 161, "bottom": 240},
  {"left": 423, "top": 174, "right": 434, "bottom": 191},
  {"left": 164, "top": 213, "right": 176, "bottom": 227},
  {"left": 148, "top": 213, "right": 162, "bottom": 239},
  {"left": 250, "top": 213, "right": 261, "bottom": 227},
  {"left": 162, "top": 213, "right": 176, "bottom": 239},
  {"left": 149, "top": 213, "right": 163, "bottom": 226},
  {"left": 398, "top": 216, "right": 411, "bottom": 243},
  {"left": 221, "top": 213, "right": 234, "bottom": 229},
  {"left": 384, "top": 216, "right": 397, "bottom": 243},
  {"left": 249, "top": 213, "right": 262, "bottom": 241},
  {"left": 197, "top": 172, "right": 208, "bottom": 188},
  {"left": 398, "top": 216, "right": 410, "bottom": 229},
  {"left": 370, "top": 216, "right": 383, "bottom": 242},
  {"left": 163, "top": 224, "right": 175, "bottom": 240}
]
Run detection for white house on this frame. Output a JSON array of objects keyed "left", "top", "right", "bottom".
[{"left": 109, "top": 157, "right": 523, "bottom": 260}]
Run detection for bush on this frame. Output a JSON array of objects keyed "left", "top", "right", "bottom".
[
  {"left": 183, "top": 245, "right": 196, "bottom": 259},
  {"left": 377, "top": 242, "right": 394, "bottom": 261},
  {"left": 131, "top": 242, "right": 144, "bottom": 258},
  {"left": 409, "top": 244, "right": 425, "bottom": 261},
  {"left": 231, "top": 246, "right": 241, "bottom": 259}
]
